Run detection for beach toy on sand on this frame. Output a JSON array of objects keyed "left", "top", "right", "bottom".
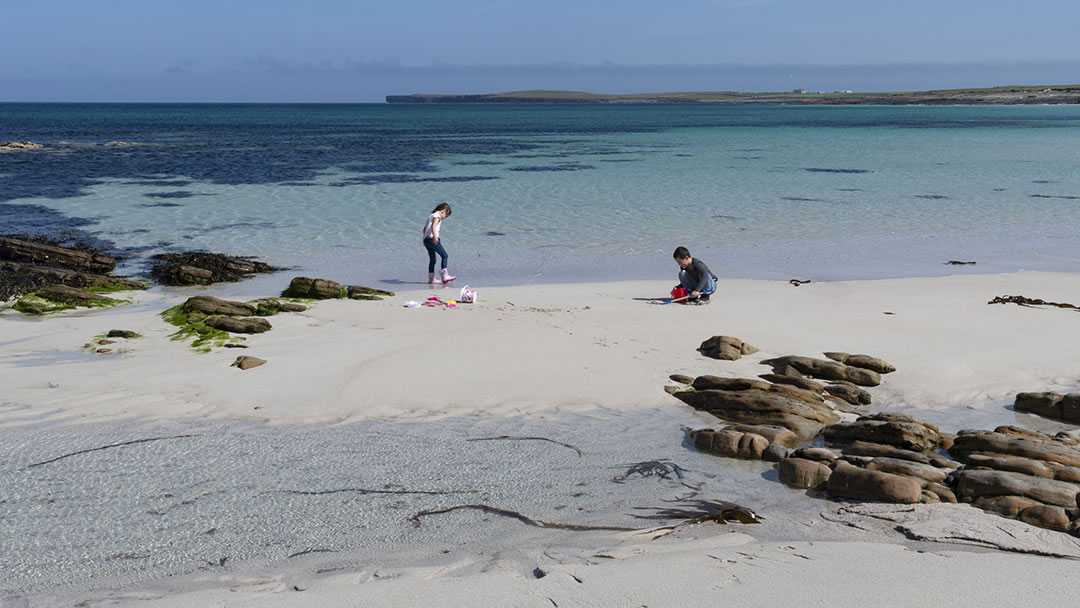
[
  {"left": 424, "top": 296, "right": 456, "bottom": 309},
  {"left": 404, "top": 300, "right": 421, "bottom": 308}
]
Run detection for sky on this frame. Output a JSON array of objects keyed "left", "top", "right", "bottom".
[{"left": 2, "top": 0, "right": 1079, "bottom": 102}]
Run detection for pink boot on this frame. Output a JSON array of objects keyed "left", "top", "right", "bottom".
[
  {"left": 440, "top": 269, "right": 456, "bottom": 283},
  {"left": 428, "top": 272, "right": 441, "bottom": 285}
]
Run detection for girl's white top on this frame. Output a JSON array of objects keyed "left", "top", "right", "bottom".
[{"left": 423, "top": 212, "right": 441, "bottom": 240}]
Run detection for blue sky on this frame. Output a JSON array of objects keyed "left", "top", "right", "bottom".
[{"left": 3, "top": 0, "right": 1079, "bottom": 102}]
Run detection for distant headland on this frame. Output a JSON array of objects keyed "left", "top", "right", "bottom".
[{"left": 386, "top": 85, "right": 1080, "bottom": 105}]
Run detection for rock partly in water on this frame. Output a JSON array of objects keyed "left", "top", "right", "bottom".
[
  {"left": 778, "top": 457, "right": 832, "bottom": 489},
  {"left": 729, "top": 424, "right": 799, "bottom": 448},
  {"left": 149, "top": 252, "right": 281, "bottom": 286},
  {"left": 762, "top": 443, "right": 791, "bottom": 462},
  {"left": 0, "top": 235, "right": 116, "bottom": 273},
  {"left": 827, "top": 461, "right": 923, "bottom": 504},
  {"left": 0, "top": 140, "right": 46, "bottom": 151},
  {"left": 690, "top": 429, "right": 769, "bottom": 460},
  {"left": 1014, "top": 391, "right": 1080, "bottom": 424}
]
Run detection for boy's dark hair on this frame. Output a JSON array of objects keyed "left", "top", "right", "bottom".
[
  {"left": 673, "top": 246, "right": 691, "bottom": 260},
  {"left": 432, "top": 202, "right": 452, "bottom": 217}
]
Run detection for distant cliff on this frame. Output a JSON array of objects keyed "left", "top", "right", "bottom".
[{"left": 387, "top": 86, "right": 1080, "bottom": 105}]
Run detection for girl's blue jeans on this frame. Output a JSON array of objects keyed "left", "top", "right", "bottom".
[{"left": 423, "top": 237, "right": 448, "bottom": 272}]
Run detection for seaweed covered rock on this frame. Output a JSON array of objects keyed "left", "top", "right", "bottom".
[
  {"left": 182, "top": 295, "right": 256, "bottom": 317},
  {"left": 13, "top": 284, "right": 123, "bottom": 314},
  {"left": 1, "top": 235, "right": 144, "bottom": 302},
  {"left": 106, "top": 329, "right": 141, "bottom": 339},
  {"left": 699, "top": 336, "right": 758, "bottom": 361},
  {"left": 149, "top": 252, "right": 281, "bottom": 286},
  {"left": 165, "top": 295, "right": 302, "bottom": 351}
]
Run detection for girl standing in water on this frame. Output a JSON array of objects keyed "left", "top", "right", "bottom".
[{"left": 422, "top": 202, "right": 456, "bottom": 284}]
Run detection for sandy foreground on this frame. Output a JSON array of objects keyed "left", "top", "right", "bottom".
[{"left": 3, "top": 271, "right": 1080, "bottom": 605}]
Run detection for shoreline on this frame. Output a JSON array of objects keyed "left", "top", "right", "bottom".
[
  {"left": 4, "top": 271, "right": 1080, "bottom": 605},
  {"left": 3, "top": 270, "right": 1079, "bottom": 427}
]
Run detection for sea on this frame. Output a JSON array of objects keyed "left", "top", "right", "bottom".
[
  {"left": 3, "top": 103, "right": 1079, "bottom": 292},
  {"left": 4, "top": 103, "right": 1080, "bottom": 601}
]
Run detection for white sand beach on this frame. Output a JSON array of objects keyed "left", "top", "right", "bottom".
[{"left": 3, "top": 271, "right": 1080, "bottom": 605}]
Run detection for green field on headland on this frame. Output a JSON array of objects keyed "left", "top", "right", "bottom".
[{"left": 387, "top": 85, "right": 1080, "bottom": 105}]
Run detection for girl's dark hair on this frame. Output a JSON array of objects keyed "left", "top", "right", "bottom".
[
  {"left": 432, "top": 202, "right": 452, "bottom": 217},
  {"left": 673, "top": 246, "right": 691, "bottom": 259}
]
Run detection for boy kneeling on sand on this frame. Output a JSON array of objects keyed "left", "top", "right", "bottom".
[{"left": 673, "top": 246, "right": 717, "bottom": 303}]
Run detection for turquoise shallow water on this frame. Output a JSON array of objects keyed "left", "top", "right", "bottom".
[{"left": 2, "top": 103, "right": 1079, "bottom": 289}]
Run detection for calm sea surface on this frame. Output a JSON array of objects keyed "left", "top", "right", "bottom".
[{"left": 3, "top": 103, "right": 1079, "bottom": 290}]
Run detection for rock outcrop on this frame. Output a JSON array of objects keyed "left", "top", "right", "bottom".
[
  {"left": 164, "top": 295, "right": 306, "bottom": 351},
  {"left": 944, "top": 428, "right": 1080, "bottom": 534},
  {"left": 689, "top": 428, "right": 769, "bottom": 460},
  {"left": 762, "top": 355, "right": 882, "bottom": 386},
  {"left": 826, "top": 461, "right": 923, "bottom": 504},
  {"left": 149, "top": 252, "right": 281, "bottom": 286},
  {"left": 1014, "top": 391, "right": 1080, "bottom": 424},
  {"left": 824, "top": 414, "right": 942, "bottom": 452},
  {"left": 822, "top": 352, "right": 897, "bottom": 374},
  {"left": 0, "top": 236, "right": 116, "bottom": 273},
  {"left": 1, "top": 235, "right": 144, "bottom": 304},
  {"left": 674, "top": 384, "right": 840, "bottom": 440},
  {"left": 282, "top": 277, "right": 395, "bottom": 301}
]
